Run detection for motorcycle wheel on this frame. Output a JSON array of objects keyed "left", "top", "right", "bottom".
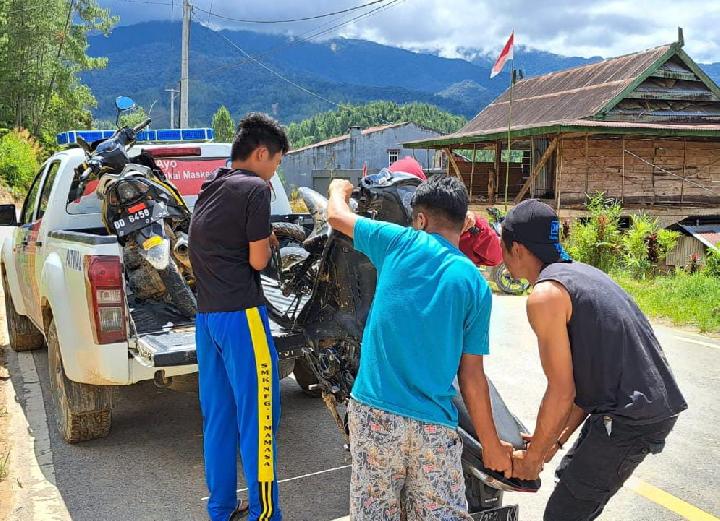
[
  {"left": 158, "top": 261, "right": 197, "bottom": 319},
  {"left": 262, "top": 222, "right": 307, "bottom": 279},
  {"left": 491, "top": 263, "right": 530, "bottom": 295},
  {"left": 272, "top": 222, "right": 306, "bottom": 247},
  {"left": 262, "top": 246, "right": 312, "bottom": 329}
]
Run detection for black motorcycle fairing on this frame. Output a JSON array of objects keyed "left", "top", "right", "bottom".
[
  {"left": 90, "top": 139, "right": 130, "bottom": 173},
  {"left": 298, "top": 230, "right": 376, "bottom": 401},
  {"left": 454, "top": 382, "right": 542, "bottom": 492}
]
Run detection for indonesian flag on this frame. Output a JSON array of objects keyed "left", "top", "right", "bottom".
[{"left": 490, "top": 32, "right": 514, "bottom": 78}]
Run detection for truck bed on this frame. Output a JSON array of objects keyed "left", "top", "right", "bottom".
[{"left": 130, "top": 283, "right": 306, "bottom": 368}]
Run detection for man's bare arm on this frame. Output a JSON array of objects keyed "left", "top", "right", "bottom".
[
  {"left": 248, "top": 238, "right": 272, "bottom": 271},
  {"left": 540, "top": 403, "right": 587, "bottom": 464},
  {"left": 458, "top": 354, "right": 513, "bottom": 478},
  {"left": 559, "top": 404, "right": 587, "bottom": 445},
  {"left": 513, "top": 281, "right": 576, "bottom": 479},
  {"left": 327, "top": 179, "right": 358, "bottom": 238}
]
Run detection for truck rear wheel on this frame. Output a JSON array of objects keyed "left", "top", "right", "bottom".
[
  {"left": 2, "top": 273, "right": 44, "bottom": 352},
  {"left": 47, "top": 320, "right": 113, "bottom": 443},
  {"left": 278, "top": 359, "right": 295, "bottom": 380}
]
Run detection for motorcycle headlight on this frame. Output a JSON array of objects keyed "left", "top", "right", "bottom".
[{"left": 115, "top": 180, "right": 148, "bottom": 203}]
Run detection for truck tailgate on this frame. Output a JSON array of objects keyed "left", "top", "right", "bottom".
[{"left": 132, "top": 288, "right": 306, "bottom": 368}]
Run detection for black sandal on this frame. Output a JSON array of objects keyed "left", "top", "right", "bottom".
[{"left": 229, "top": 500, "right": 249, "bottom": 520}]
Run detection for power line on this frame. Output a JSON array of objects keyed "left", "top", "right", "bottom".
[
  {"left": 302, "top": 0, "right": 405, "bottom": 41},
  {"left": 192, "top": 0, "right": 387, "bottom": 24},
  {"left": 197, "top": 0, "right": 406, "bottom": 78},
  {"left": 214, "top": 31, "right": 341, "bottom": 108}
]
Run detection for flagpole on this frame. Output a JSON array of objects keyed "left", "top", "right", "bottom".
[{"left": 503, "top": 58, "right": 515, "bottom": 212}]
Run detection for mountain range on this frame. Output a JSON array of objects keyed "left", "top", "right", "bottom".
[{"left": 83, "top": 21, "right": 720, "bottom": 128}]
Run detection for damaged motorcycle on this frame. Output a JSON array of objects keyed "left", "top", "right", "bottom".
[
  {"left": 265, "top": 171, "right": 540, "bottom": 520},
  {"left": 69, "top": 96, "right": 197, "bottom": 318}
]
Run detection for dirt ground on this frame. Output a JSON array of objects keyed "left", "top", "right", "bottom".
[
  {"left": 0, "top": 306, "right": 12, "bottom": 520},
  {"left": 0, "top": 184, "right": 18, "bottom": 206}
]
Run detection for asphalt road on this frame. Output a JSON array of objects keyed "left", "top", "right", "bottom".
[{"left": 9, "top": 295, "right": 720, "bottom": 521}]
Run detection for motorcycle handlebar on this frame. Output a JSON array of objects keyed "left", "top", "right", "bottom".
[{"left": 132, "top": 118, "right": 152, "bottom": 134}]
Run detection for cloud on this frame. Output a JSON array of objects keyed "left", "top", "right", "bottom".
[{"left": 101, "top": 0, "right": 720, "bottom": 62}]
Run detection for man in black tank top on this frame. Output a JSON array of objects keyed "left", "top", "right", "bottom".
[{"left": 499, "top": 200, "right": 686, "bottom": 521}]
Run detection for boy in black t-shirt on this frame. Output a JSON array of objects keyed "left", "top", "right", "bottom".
[{"left": 189, "top": 113, "right": 289, "bottom": 521}]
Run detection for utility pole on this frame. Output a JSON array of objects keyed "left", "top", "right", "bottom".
[
  {"left": 165, "top": 88, "right": 179, "bottom": 129},
  {"left": 180, "top": 0, "right": 191, "bottom": 127}
]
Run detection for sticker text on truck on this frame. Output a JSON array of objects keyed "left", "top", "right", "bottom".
[{"left": 66, "top": 250, "right": 82, "bottom": 271}]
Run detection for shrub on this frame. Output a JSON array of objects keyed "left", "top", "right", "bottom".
[
  {"left": 621, "top": 214, "right": 680, "bottom": 279},
  {"left": 704, "top": 248, "right": 720, "bottom": 278},
  {"left": 0, "top": 128, "right": 43, "bottom": 194},
  {"left": 564, "top": 193, "right": 623, "bottom": 273}
]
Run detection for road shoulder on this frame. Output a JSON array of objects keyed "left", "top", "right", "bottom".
[
  {"left": 0, "top": 346, "right": 12, "bottom": 521},
  {"left": 2, "top": 344, "right": 71, "bottom": 521}
]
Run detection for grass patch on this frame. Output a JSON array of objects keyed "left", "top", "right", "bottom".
[{"left": 614, "top": 272, "right": 720, "bottom": 333}]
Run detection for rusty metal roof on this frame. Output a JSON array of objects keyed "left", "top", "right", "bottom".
[
  {"left": 288, "top": 123, "right": 411, "bottom": 154},
  {"left": 404, "top": 119, "right": 720, "bottom": 148},
  {"left": 679, "top": 224, "right": 720, "bottom": 250},
  {"left": 462, "top": 44, "right": 673, "bottom": 133}
]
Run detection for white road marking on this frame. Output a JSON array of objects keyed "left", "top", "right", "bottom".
[
  {"left": 200, "top": 464, "right": 351, "bottom": 501},
  {"left": 674, "top": 336, "right": 720, "bottom": 351},
  {"left": 6, "top": 350, "right": 71, "bottom": 520}
]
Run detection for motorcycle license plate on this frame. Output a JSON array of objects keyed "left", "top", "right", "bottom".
[
  {"left": 470, "top": 505, "right": 518, "bottom": 521},
  {"left": 113, "top": 202, "right": 168, "bottom": 238}
]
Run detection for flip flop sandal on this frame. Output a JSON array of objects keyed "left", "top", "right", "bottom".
[{"left": 229, "top": 499, "right": 249, "bottom": 520}]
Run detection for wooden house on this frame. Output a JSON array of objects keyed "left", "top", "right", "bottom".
[{"left": 404, "top": 35, "right": 720, "bottom": 226}]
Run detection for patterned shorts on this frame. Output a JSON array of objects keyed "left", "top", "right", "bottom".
[{"left": 348, "top": 399, "right": 473, "bottom": 521}]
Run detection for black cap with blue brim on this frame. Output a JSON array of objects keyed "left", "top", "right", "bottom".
[{"left": 502, "top": 199, "right": 572, "bottom": 265}]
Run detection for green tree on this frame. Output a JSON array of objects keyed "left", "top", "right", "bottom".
[
  {"left": 0, "top": 128, "right": 43, "bottom": 194},
  {"left": 93, "top": 105, "right": 148, "bottom": 130},
  {"left": 285, "top": 101, "right": 466, "bottom": 149},
  {"left": 212, "top": 106, "right": 235, "bottom": 142},
  {"left": 0, "top": 0, "right": 117, "bottom": 147}
]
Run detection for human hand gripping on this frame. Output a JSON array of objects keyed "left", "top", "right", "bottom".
[
  {"left": 328, "top": 179, "right": 353, "bottom": 202},
  {"left": 511, "top": 448, "right": 544, "bottom": 481},
  {"left": 483, "top": 439, "right": 514, "bottom": 479},
  {"left": 327, "top": 179, "right": 358, "bottom": 238},
  {"left": 269, "top": 232, "right": 279, "bottom": 250}
]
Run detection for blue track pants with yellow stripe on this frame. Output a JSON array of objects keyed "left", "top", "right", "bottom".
[{"left": 196, "top": 306, "right": 282, "bottom": 521}]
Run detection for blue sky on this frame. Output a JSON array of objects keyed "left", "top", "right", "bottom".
[{"left": 100, "top": 0, "right": 720, "bottom": 62}]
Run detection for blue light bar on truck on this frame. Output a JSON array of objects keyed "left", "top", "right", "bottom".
[{"left": 56, "top": 128, "right": 215, "bottom": 146}]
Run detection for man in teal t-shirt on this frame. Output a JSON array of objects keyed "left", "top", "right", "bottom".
[{"left": 327, "top": 176, "right": 513, "bottom": 520}]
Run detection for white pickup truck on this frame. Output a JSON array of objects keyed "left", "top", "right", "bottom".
[{"left": 1, "top": 139, "right": 309, "bottom": 443}]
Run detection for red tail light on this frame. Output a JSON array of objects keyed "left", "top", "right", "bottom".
[{"left": 85, "top": 255, "right": 127, "bottom": 344}]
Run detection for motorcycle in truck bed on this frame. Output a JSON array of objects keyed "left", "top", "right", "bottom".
[{"left": 0, "top": 114, "right": 310, "bottom": 444}]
